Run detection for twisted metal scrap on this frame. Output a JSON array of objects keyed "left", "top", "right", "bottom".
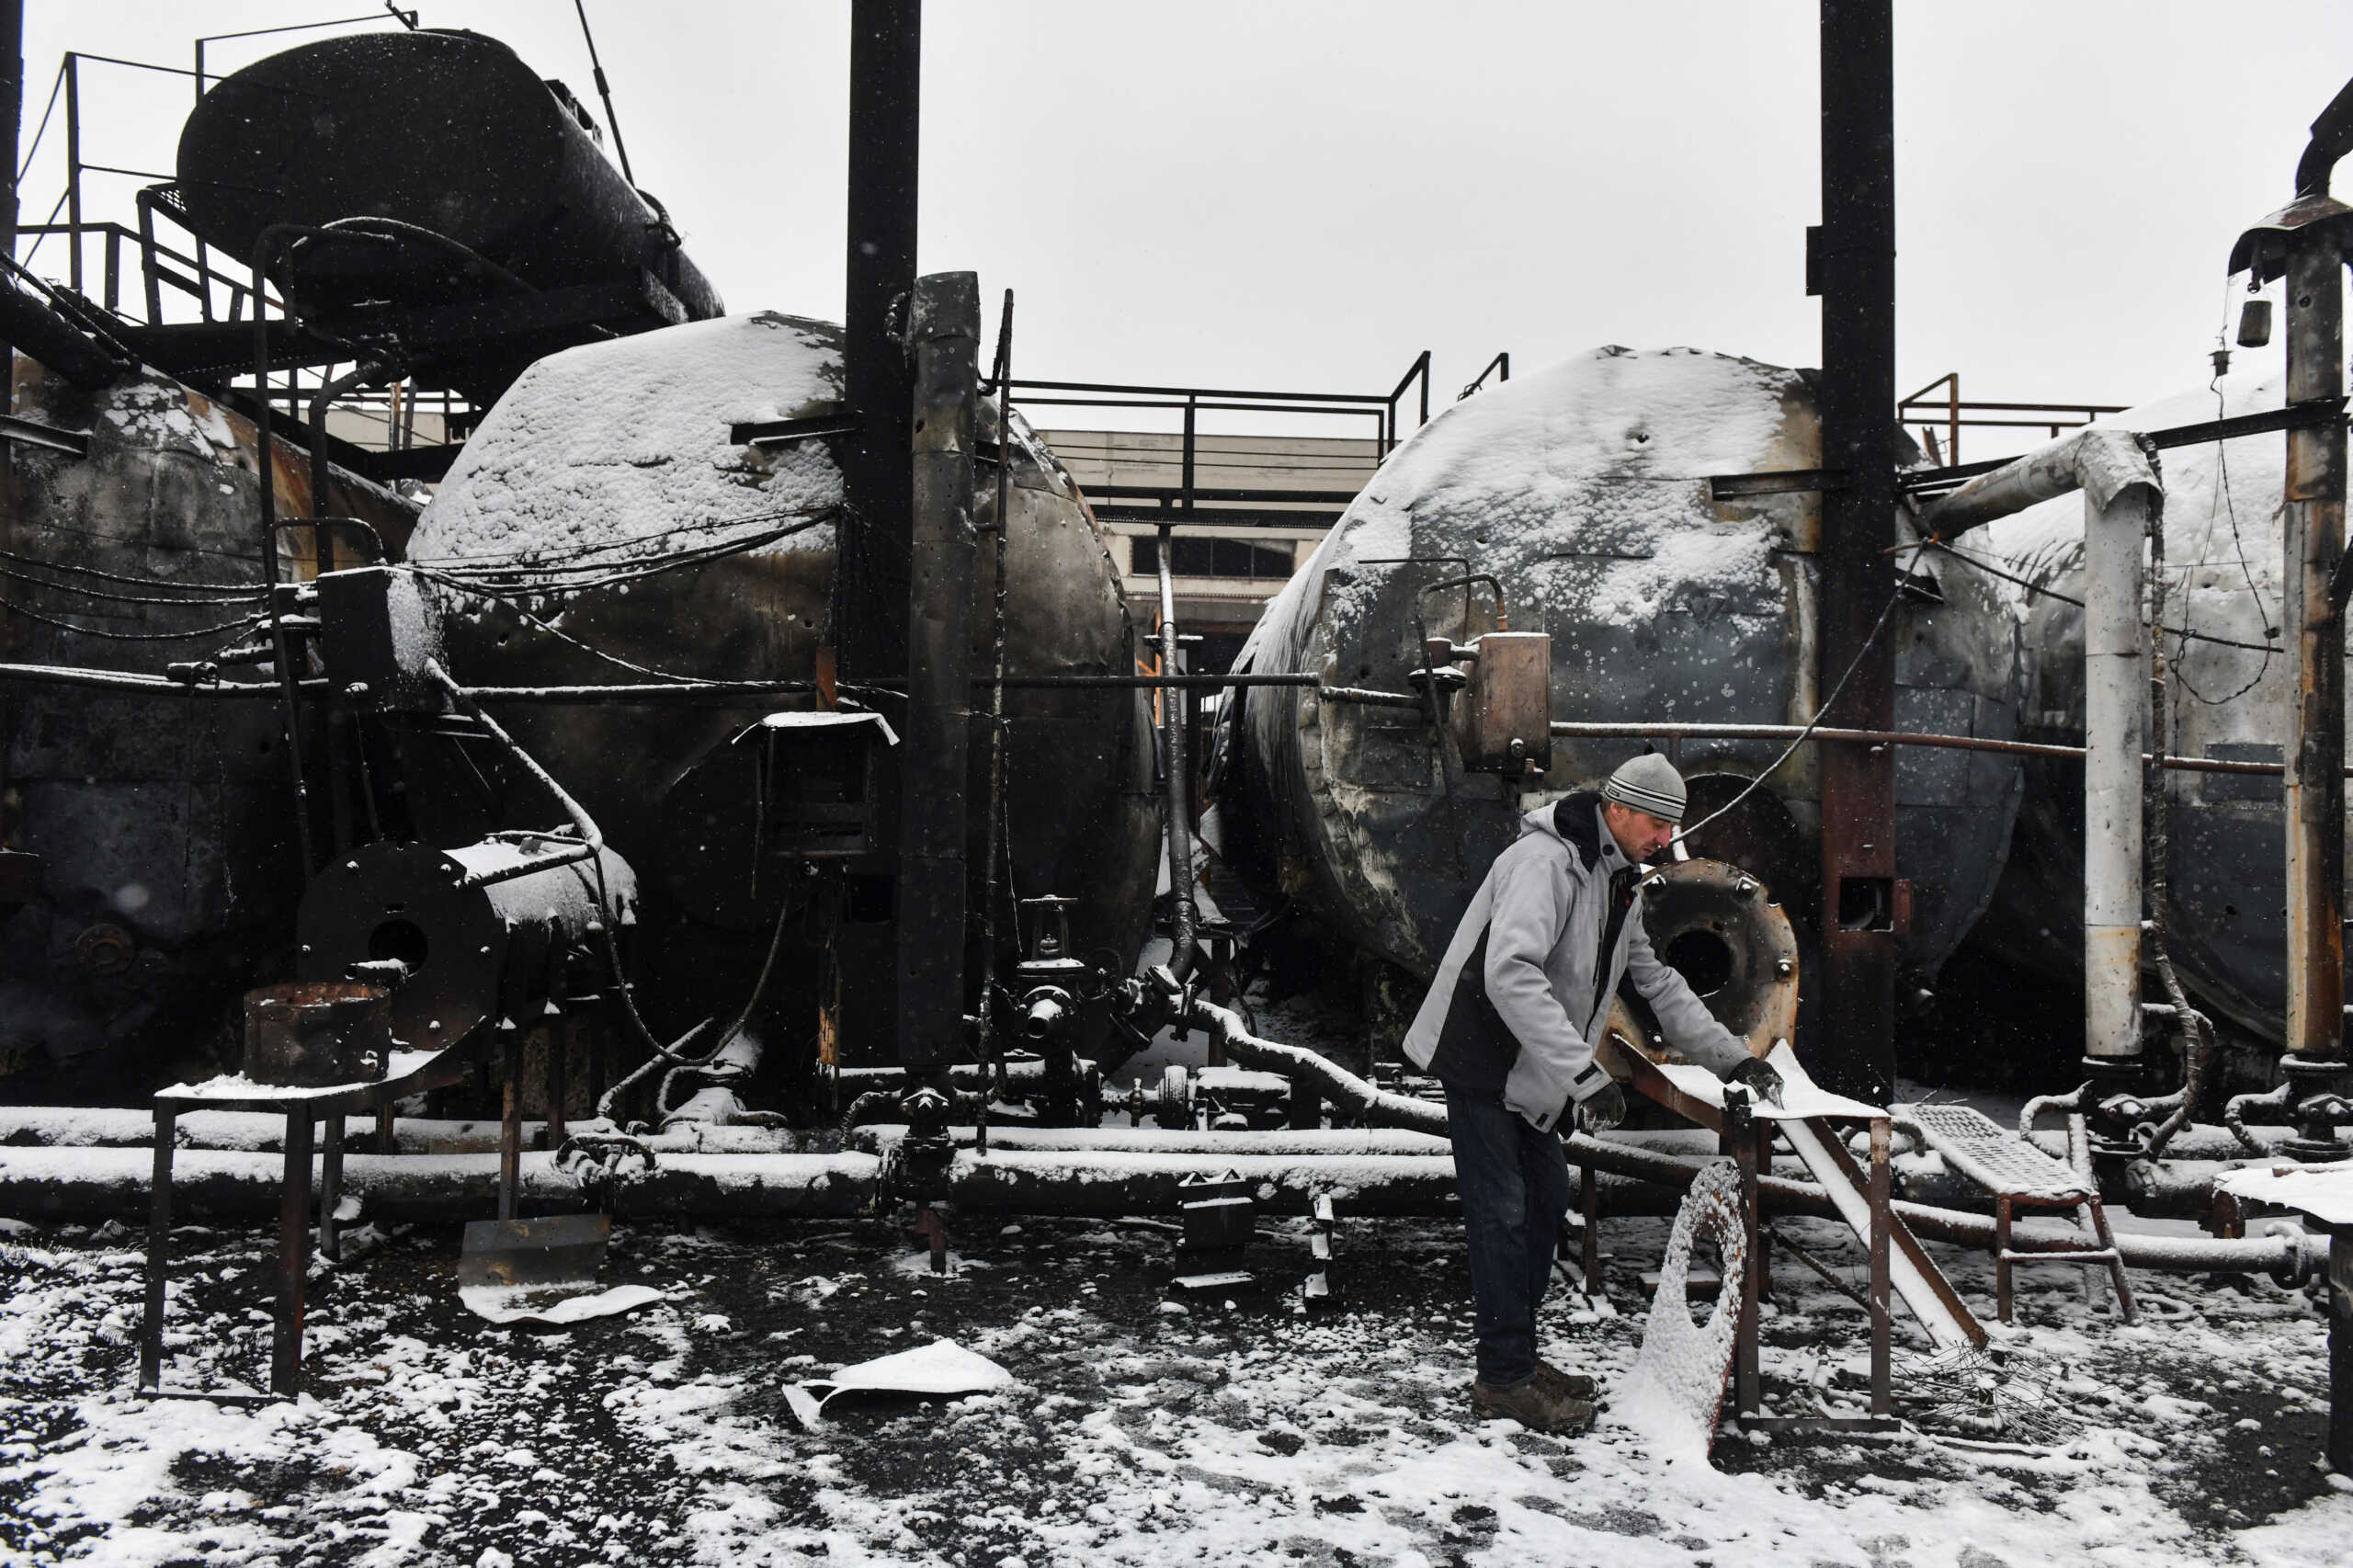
[{"left": 1897, "top": 1346, "right": 2084, "bottom": 1447}]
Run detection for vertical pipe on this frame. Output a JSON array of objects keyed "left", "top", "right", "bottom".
[
  {"left": 2283, "top": 228, "right": 2347, "bottom": 1060},
  {"left": 837, "top": 0, "right": 920, "bottom": 685},
  {"left": 1813, "top": 0, "right": 1899, "bottom": 1102},
  {"left": 192, "top": 42, "right": 211, "bottom": 321},
  {"left": 1157, "top": 520, "right": 1198, "bottom": 981},
  {"left": 897, "top": 270, "right": 980, "bottom": 1068},
  {"left": 1946, "top": 372, "right": 1960, "bottom": 468},
  {"left": 272, "top": 1112, "right": 313, "bottom": 1396},
  {"left": 63, "top": 55, "right": 78, "bottom": 296},
  {"left": 140, "top": 1105, "right": 175, "bottom": 1391},
  {"left": 975, "top": 290, "right": 1014, "bottom": 1068},
  {"left": 2083, "top": 484, "right": 2147, "bottom": 1060},
  {"left": 1180, "top": 397, "right": 1196, "bottom": 512},
  {"left": 0, "top": 0, "right": 18, "bottom": 294},
  {"left": 253, "top": 244, "right": 317, "bottom": 881}
]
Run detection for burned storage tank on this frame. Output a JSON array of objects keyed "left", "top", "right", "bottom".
[
  {"left": 397, "top": 311, "right": 1160, "bottom": 1073},
  {"left": 1209, "top": 347, "right": 2025, "bottom": 1049},
  {"left": 0, "top": 358, "right": 416, "bottom": 1099},
  {"left": 1974, "top": 372, "right": 2307, "bottom": 1065},
  {"left": 169, "top": 28, "right": 721, "bottom": 404}
]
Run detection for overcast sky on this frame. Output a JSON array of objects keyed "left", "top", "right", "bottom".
[{"left": 22, "top": 1, "right": 2353, "bottom": 457}]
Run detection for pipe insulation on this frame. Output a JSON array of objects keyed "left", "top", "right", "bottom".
[{"left": 1919, "top": 428, "right": 2163, "bottom": 1062}]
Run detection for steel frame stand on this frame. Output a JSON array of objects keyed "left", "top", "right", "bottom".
[{"left": 138, "top": 1046, "right": 478, "bottom": 1402}]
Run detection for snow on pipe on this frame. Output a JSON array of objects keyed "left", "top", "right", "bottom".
[
  {"left": 0, "top": 1113, "right": 2323, "bottom": 1278},
  {"left": 1188, "top": 1000, "right": 2324, "bottom": 1281},
  {"left": 1920, "top": 428, "right": 2163, "bottom": 1062}
]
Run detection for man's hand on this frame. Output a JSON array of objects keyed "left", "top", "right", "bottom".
[
  {"left": 1574, "top": 1081, "right": 1628, "bottom": 1135},
  {"left": 1730, "top": 1056, "right": 1785, "bottom": 1107}
]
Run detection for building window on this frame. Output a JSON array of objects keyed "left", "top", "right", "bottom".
[{"left": 1131, "top": 537, "right": 1294, "bottom": 580}]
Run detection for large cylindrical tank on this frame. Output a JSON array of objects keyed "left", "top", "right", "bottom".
[
  {"left": 174, "top": 29, "right": 720, "bottom": 325},
  {"left": 1211, "top": 347, "right": 2025, "bottom": 1047},
  {"left": 0, "top": 358, "right": 416, "bottom": 1099},
  {"left": 399, "top": 311, "right": 1160, "bottom": 1071},
  {"left": 1978, "top": 372, "right": 2312, "bottom": 1058}
]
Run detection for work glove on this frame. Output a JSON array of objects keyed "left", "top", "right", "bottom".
[
  {"left": 1574, "top": 1081, "right": 1628, "bottom": 1135},
  {"left": 1729, "top": 1055, "right": 1786, "bottom": 1107}
]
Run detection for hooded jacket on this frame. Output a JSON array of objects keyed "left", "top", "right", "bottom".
[{"left": 1402, "top": 791, "right": 1751, "bottom": 1133}]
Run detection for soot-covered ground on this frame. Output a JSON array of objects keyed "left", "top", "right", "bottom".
[{"left": 3, "top": 1191, "right": 2348, "bottom": 1568}]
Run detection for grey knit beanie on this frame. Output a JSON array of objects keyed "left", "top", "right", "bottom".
[{"left": 1601, "top": 753, "right": 1686, "bottom": 823}]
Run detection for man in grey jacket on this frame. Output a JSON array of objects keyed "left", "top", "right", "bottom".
[{"left": 1402, "top": 753, "right": 1782, "bottom": 1434}]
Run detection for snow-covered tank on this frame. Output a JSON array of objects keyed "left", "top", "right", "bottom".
[
  {"left": 401, "top": 312, "right": 1161, "bottom": 1069},
  {"left": 1209, "top": 347, "right": 2025, "bottom": 1050},
  {"left": 1976, "top": 372, "right": 2313, "bottom": 1056}
]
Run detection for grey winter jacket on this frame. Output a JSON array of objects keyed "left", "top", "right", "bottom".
[{"left": 1402, "top": 792, "right": 1751, "bottom": 1133}]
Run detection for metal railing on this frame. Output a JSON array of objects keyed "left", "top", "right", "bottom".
[
  {"left": 998, "top": 350, "right": 1451, "bottom": 528},
  {"left": 1899, "top": 371, "right": 2129, "bottom": 466}
]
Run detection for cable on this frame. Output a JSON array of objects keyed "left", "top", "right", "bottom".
[
  {"left": 1676, "top": 582, "right": 1906, "bottom": 844},
  {"left": 0, "top": 544, "right": 264, "bottom": 595},
  {"left": 0, "top": 595, "right": 265, "bottom": 642},
  {"left": 0, "top": 562, "right": 264, "bottom": 608},
  {"left": 407, "top": 502, "right": 830, "bottom": 573},
  {"left": 414, "top": 568, "right": 760, "bottom": 686},
  {"left": 1926, "top": 539, "right": 2279, "bottom": 654},
  {"left": 2169, "top": 361, "right": 2274, "bottom": 705},
  {"left": 17, "top": 61, "right": 64, "bottom": 185},
  {"left": 433, "top": 516, "right": 833, "bottom": 598}
]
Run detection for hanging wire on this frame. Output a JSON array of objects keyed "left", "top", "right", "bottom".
[
  {"left": 0, "top": 594, "right": 266, "bottom": 641},
  {"left": 2169, "top": 300, "right": 2275, "bottom": 705},
  {"left": 0, "top": 561, "right": 265, "bottom": 607},
  {"left": 1924, "top": 539, "right": 2279, "bottom": 654},
  {"left": 1675, "top": 580, "right": 1907, "bottom": 844}
]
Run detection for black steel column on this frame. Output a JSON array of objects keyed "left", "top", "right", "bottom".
[
  {"left": 836, "top": 0, "right": 921, "bottom": 682},
  {"left": 1813, "top": 0, "right": 1899, "bottom": 1101},
  {"left": 897, "top": 271, "right": 980, "bottom": 1067}
]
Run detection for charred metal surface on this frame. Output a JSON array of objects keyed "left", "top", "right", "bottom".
[
  {"left": 1211, "top": 349, "right": 2020, "bottom": 1059},
  {"left": 0, "top": 362, "right": 414, "bottom": 1099},
  {"left": 899, "top": 272, "right": 982, "bottom": 1067},
  {"left": 1813, "top": 0, "right": 1901, "bottom": 1102},
  {"left": 835, "top": 0, "right": 921, "bottom": 687},
  {"left": 1605, "top": 858, "right": 1801, "bottom": 1062},
  {"left": 163, "top": 29, "right": 719, "bottom": 405},
  {"left": 242, "top": 980, "right": 392, "bottom": 1087},
  {"left": 291, "top": 838, "right": 618, "bottom": 1058},
  {"left": 403, "top": 321, "right": 1154, "bottom": 1077}
]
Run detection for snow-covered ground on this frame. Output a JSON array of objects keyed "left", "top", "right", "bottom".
[{"left": 4, "top": 1187, "right": 2348, "bottom": 1567}]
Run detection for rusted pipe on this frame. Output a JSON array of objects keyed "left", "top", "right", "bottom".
[
  {"left": 2281, "top": 223, "right": 2347, "bottom": 1060},
  {"left": 1157, "top": 523, "right": 1199, "bottom": 981}
]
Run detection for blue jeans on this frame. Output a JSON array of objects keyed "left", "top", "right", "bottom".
[{"left": 1446, "top": 1085, "right": 1574, "bottom": 1388}]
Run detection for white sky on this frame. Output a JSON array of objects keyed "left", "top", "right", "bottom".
[{"left": 20, "top": 1, "right": 2353, "bottom": 458}]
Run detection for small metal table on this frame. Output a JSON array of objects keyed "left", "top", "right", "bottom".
[
  {"left": 140, "top": 1045, "right": 478, "bottom": 1400},
  {"left": 2218, "top": 1164, "right": 2353, "bottom": 1474},
  {"left": 1617, "top": 1044, "right": 1984, "bottom": 1433}
]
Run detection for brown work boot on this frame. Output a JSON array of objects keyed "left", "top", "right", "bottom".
[
  {"left": 1534, "top": 1359, "right": 1598, "bottom": 1402},
  {"left": 1471, "top": 1376, "right": 1596, "bottom": 1435}
]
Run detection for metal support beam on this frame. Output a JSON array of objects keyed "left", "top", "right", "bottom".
[
  {"left": 2283, "top": 227, "right": 2347, "bottom": 1061},
  {"left": 271, "top": 1112, "right": 313, "bottom": 1396},
  {"left": 898, "top": 271, "right": 980, "bottom": 1067},
  {"left": 836, "top": 0, "right": 920, "bottom": 685},
  {"left": 1813, "top": 0, "right": 1900, "bottom": 1101}
]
